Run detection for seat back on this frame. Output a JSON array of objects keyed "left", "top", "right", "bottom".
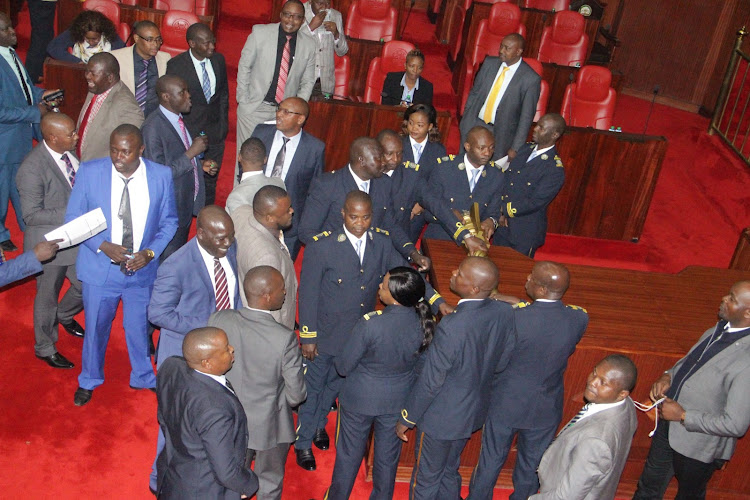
[
  {"left": 446, "top": 3, "right": 466, "bottom": 63},
  {"left": 153, "top": 0, "right": 210, "bottom": 16},
  {"left": 160, "top": 10, "right": 201, "bottom": 57},
  {"left": 471, "top": 3, "right": 525, "bottom": 67},
  {"left": 363, "top": 40, "right": 415, "bottom": 103},
  {"left": 334, "top": 53, "right": 350, "bottom": 98},
  {"left": 82, "top": 0, "right": 131, "bottom": 43},
  {"left": 522, "top": 0, "right": 570, "bottom": 11},
  {"left": 524, "top": 58, "right": 548, "bottom": 121},
  {"left": 345, "top": 0, "right": 398, "bottom": 42},
  {"left": 537, "top": 10, "right": 588, "bottom": 66},
  {"left": 560, "top": 65, "right": 616, "bottom": 129}
]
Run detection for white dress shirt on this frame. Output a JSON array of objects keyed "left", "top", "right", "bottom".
[
  {"left": 240, "top": 170, "right": 265, "bottom": 183},
  {"left": 264, "top": 129, "right": 302, "bottom": 180},
  {"left": 578, "top": 397, "right": 627, "bottom": 423},
  {"left": 195, "top": 369, "right": 234, "bottom": 394},
  {"left": 43, "top": 141, "right": 79, "bottom": 187},
  {"left": 409, "top": 135, "right": 429, "bottom": 164},
  {"left": 110, "top": 160, "right": 150, "bottom": 252},
  {"left": 197, "top": 239, "right": 237, "bottom": 307},
  {"left": 463, "top": 154, "right": 485, "bottom": 187},
  {"left": 348, "top": 165, "right": 369, "bottom": 193},
  {"left": 343, "top": 224, "right": 367, "bottom": 263},
  {"left": 189, "top": 48, "right": 216, "bottom": 99},
  {"left": 477, "top": 57, "right": 523, "bottom": 123}
]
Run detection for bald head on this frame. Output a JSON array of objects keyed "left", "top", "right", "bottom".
[
  {"left": 349, "top": 137, "right": 384, "bottom": 180},
  {"left": 41, "top": 113, "right": 79, "bottom": 154},
  {"left": 89, "top": 52, "right": 119, "bottom": 77},
  {"left": 196, "top": 205, "right": 235, "bottom": 258},
  {"left": 197, "top": 205, "right": 232, "bottom": 231},
  {"left": 527, "top": 261, "right": 570, "bottom": 300},
  {"left": 450, "top": 256, "right": 499, "bottom": 299},
  {"left": 183, "top": 327, "right": 225, "bottom": 368},
  {"left": 243, "top": 265, "right": 286, "bottom": 311},
  {"left": 253, "top": 185, "right": 289, "bottom": 216},
  {"left": 155, "top": 74, "right": 183, "bottom": 97},
  {"left": 344, "top": 189, "right": 372, "bottom": 211}
]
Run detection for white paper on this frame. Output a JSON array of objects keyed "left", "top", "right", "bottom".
[
  {"left": 45, "top": 208, "right": 107, "bottom": 249},
  {"left": 496, "top": 155, "right": 510, "bottom": 171}
]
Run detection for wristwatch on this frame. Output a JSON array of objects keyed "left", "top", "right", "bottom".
[{"left": 145, "top": 249, "right": 155, "bottom": 259}]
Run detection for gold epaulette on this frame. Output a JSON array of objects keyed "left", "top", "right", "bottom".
[
  {"left": 554, "top": 155, "right": 564, "bottom": 168},
  {"left": 436, "top": 154, "right": 455, "bottom": 164},
  {"left": 312, "top": 231, "right": 331, "bottom": 241},
  {"left": 566, "top": 304, "right": 588, "bottom": 313},
  {"left": 374, "top": 227, "right": 390, "bottom": 236},
  {"left": 363, "top": 310, "right": 383, "bottom": 320},
  {"left": 404, "top": 160, "right": 420, "bottom": 171},
  {"left": 513, "top": 301, "right": 531, "bottom": 309}
]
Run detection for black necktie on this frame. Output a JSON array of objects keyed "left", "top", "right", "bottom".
[
  {"left": 118, "top": 177, "right": 133, "bottom": 252},
  {"left": 9, "top": 48, "right": 32, "bottom": 105}
]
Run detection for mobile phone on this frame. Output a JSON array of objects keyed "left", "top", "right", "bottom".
[{"left": 44, "top": 89, "right": 64, "bottom": 102}]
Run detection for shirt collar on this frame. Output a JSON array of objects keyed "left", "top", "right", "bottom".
[
  {"left": 463, "top": 154, "right": 484, "bottom": 171},
  {"left": 275, "top": 128, "right": 302, "bottom": 142},
  {"left": 348, "top": 164, "right": 369, "bottom": 187},
  {"left": 196, "top": 239, "right": 227, "bottom": 264},
  {"left": 189, "top": 48, "right": 206, "bottom": 63},
  {"left": 502, "top": 57, "right": 523, "bottom": 72},
  {"left": 399, "top": 72, "right": 420, "bottom": 90},
  {"left": 246, "top": 306, "right": 273, "bottom": 315},
  {"left": 409, "top": 135, "right": 428, "bottom": 148},
  {"left": 43, "top": 140, "right": 69, "bottom": 162},
  {"left": 534, "top": 299, "right": 558, "bottom": 302},
  {"left": 457, "top": 298, "right": 484, "bottom": 304},
  {"left": 112, "top": 158, "right": 146, "bottom": 181},
  {"left": 159, "top": 104, "right": 181, "bottom": 122},
  {"left": 343, "top": 225, "right": 367, "bottom": 248},
  {"left": 194, "top": 369, "right": 230, "bottom": 390},
  {"left": 240, "top": 170, "right": 265, "bottom": 182}
]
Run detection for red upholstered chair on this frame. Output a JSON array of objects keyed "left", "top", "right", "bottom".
[
  {"left": 153, "top": 0, "right": 210, "bottom": 16},
  {"left": 537, "top": 10, "right": 588, "bottom": 67},
  {"left": 82, "top": 0, "right": 130, "bottom": 45},
  {"left": 345, "top": 0, "right": 398, "bottom": 42},
  {"left": 524, "top": 58, "right": 549, "bottom": 122},
  {"left": 522, "top": 0, "right": 570, "bottom": 11},
  {"left": 160, "top": 10, "right": 201, "bottom": 57},
  {"left": 363, "top": 40, "right": 415, "bottom": 103},
  {"left": 560, "top": 65, "right": 616, "bottom": 129},
  {"left": 119, "top": 0, "right": 138, "bottom": 6},
  {"left": 334, "top": 53, "right": 350, "bottom": 98},
  {"left": 445, "top": 2, "right": 466, "bottom": 64}
]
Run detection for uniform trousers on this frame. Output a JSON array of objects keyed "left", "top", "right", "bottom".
[
  {"left": 296, "top": 351, "right": 342, "bottom": 450},
  {"left": 234, "top": 101, "right": 276, "bottom": 187},
  {"left": 633, "top": 421, "right": 724, "bottom": 500},
  {"left": 79, "top": 275, "right": 155, "bottom": 390},
  {"left": 467, "top": 419, "right": 557, "bottom": 500},
  {"left": 33, "top": 262, "right": 83, "bottom": 357},
  {"left": 0, "top": 162, "right": 25, "bottom": 241},
  {"left": 327, "top": 407, "right": 402, "bottom": 500},
  {"left": 409, "top": 430, "right": 468, "bottom": 500},
  {"left": 247, "top": 442, "right": 290, "bottom": 500}
]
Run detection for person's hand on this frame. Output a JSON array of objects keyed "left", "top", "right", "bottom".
[
  {"left": 186, "top": 135, "right": 209, "bottom": 159},
  {"left": 409, "top": 250, "right": 431, "bottom": 272},
  {"left": 37, "top": 101, "right": 51, "bottom": 117},
  {"left": 463, "top": 235, "right": 488, "bottom": 256},
  {"left": 301, "top": 343, "right": 318, "bottom": 361},
  {"left": 323, "top": 20, "right": 339, "bottom": 39},
  {"left": 659, "top": 398, "right": 685, "bottom": 422},
  {"left": 490, "top": 291, "right": 521, "bottom": 304},
  {"left": 507, "top": 148, "right": 517, "bottom": 161},
  {"left": 650, "top": 372, "right": 672, "bottom": 402},
  {"left": 410, "top": 202, "right": 423, "bottom": 220},
  {"left": 309, "top": 10, "right": 326, "bottom": 31},
  {"left": 41, "top": 88, "right": 63, "bottom": 108},
  {"left": 438, "top": 302, "right": 455, "bottom": 316},
  {"left": 99, "top": 241, "right": 130, "bottom": 263},
  {"left": 396, "top": 421, "right": 410, "bottom": 442},
  {"left": 202, "top": 159, "right": 219, "bottom": 176},
  {"left": 33, "top": 239, "right": 62, "bottom": 262},
  {"left": 126, "top": 249, "right": 154, "bottom": 272},
  {"left": 498, "top": 215, "right": 508, "bottom": 228},
  {"left": 480, "top": 218, "right": 496, "bottom": 241}
]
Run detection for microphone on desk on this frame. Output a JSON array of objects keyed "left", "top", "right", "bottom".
[{"left": 643, "top": 85, "right": 660, "bottom": 136}]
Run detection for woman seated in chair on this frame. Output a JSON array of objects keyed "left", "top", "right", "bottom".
[
  {"left": 380, "top": 49, "right": 433, "bottom": 107},
  {"left": 47, "top": 10, "right": 126, "bottom": 64}
]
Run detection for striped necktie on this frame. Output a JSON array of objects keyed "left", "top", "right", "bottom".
[
  {"left": 135, "top": 59, "right": 149, "bottom": 111},
  {"left": 562, "top": 403, "right": 591, "bottom": 432},
  {"left": 275, "top": 35, "right": 292, "bottom": 103},
  {"left": 200, "top": 61, "right": 211, "bottom": 101},
  {"left": 214, "top": 257, "right": 231, "bottom": 310}
]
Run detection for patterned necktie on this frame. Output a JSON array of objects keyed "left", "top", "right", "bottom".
[
  {"left": 482, "top": 66, "right": 509, "bottom": 124},
  {"left": 118, "top": 177, "right": 133, "bottom": 252},
  {"left": 271, "top": 137, "right": 289, "bottom": 178},
  {"left": 9, "top": 48, "right": 32, "bottom": 105},
  {"left": 178, "top": 116, "right": 200, "bottom": 200},
  {"left": 135, "top": 58, "right": 150, "bottom": 112},
  {"left": 275, "top": 35, "right": 292, "bottom": 104},
  {"left": 355, "top": 239, "right": 363, "bottom": 264},
  {"left": 563, "top": 403, "right": 590, "bottom": 432},
  {"left": 225, "top": 378, "right": 235, "bottom": 394},
  {"left": 469, "top": 168, "right": 481, "bottom": 192},
  {"left": 214, "top": 257, "right": 231, "bottom": 310},
  {"left": 200, "top": 61, "right": 211, "bottom": 101},
  {"left": 359, "top": 181, "right": 369, "bottom": 194},
  {"left": 414, "top": 144, "right": 423, "bottom": 163},
  {"left": 61, "top": 153, "right": 76, "bottom": 187}
]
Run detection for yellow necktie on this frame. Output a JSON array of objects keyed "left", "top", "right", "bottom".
[{"left": 482, "top": 66, "right": 510, "bottom": 124}]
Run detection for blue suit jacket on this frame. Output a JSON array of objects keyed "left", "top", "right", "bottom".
[
  {"left": 65, "top": 157, "right": 178, "bottom": 287},
  {"left": 0, "top": 251, "right": 42, "bottom": 287},
  {"left": 0, "top": 53, "right": 45, "bottom": 164},
  {"left": 149, "top": 238, "right": 241, "bottom": 364}
]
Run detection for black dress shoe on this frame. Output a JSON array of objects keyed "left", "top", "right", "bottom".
[
  {"left": 295, "top": 448, "right": 316, "bottom": 471},
  {"left": 0, "top": 239, "right": 17, "bottom": 252},
  {"left": 313, "top": 428, "right": 330, "bottom": 450},
  {"left": 60, "top": 319, "right": 85, "bottom": 338},
  {"left": 74, "top": 387, "right": 93, "bottom": 406},
  {"left": 130, "top": 385, "right": 156, "bottom": 393},
  {"left": 36, "top": 352, "right": 74, "bottom": 369}
]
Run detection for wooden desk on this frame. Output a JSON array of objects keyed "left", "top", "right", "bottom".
[
  {"left": 346, "top": 37, "right": 384, "bottom": 98},
  {"left": 42, "top": 59, "right": 88, "bottom": 119},
  {"left": 306, "top": 98, "right": 451, "bottom": 170},
  {"left": 368, "top": 240, "right": 750, "bottom": 498}
]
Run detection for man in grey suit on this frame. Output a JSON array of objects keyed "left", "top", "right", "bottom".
[
  {"left": 230, "top": 185, "right": 296, "bottom": 330},
  {"left": 236, "top": 0, "right": 316, "bottom": 149},
  {"left": 225, "top": 137, "right": 285, "bottom": 215},
  {"left": 532, "top": 354, "right": 638, "bottom": 500},
  {"left": 16, "top": 113, "right": 84, "bottom": 369},
  {"left": 460, "top": 33, "right": 540, "bottom": 162},
  {"left": 209, "top": 266, "right": 306, "bottom": 500},
  {"left": 634, "top": 281, "right": 750, "bottom": 500}
]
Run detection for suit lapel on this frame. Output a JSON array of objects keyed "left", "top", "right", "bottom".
[
  {"left": 157, "top": 108, "right": 188, "bottom": 148},
  {"left": 191, "top": 239, "right": 217, "bottom": 309},
  {"left": 100, "top": 162, "right": 113, "bottom": 237},
  {"left": 42, "top": 146, "right": 73, "bottom": 193},
  {"left": 0, "top": 56, "right": 27, "bottom": 103},
  {"left": 182, "top": 52, "right": 208, "bottom": 105}
]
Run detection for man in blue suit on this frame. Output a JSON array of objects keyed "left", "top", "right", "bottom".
[
  {"left": 65, "top": 124, "right": 178, "bottom": 406},
  {"left": 0, "top": 239, "right": 59, "bottom": 288},
  {"left": 0, "top": 13, "right": 61, "bottom": 251},
  {"left": 250, "top": 97, "right": 324, "bottom": 260}
]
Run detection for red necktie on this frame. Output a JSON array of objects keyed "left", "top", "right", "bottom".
[
  {"left": 275, "top": 35, "right": 292, "bottom": 103},
  {"left": 214, "top": 257, "right": 231, "bottom": 310},
  {"left": 76, "top": 98, "right": 96, "bottom": 159}
]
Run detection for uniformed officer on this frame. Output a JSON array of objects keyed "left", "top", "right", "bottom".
[
  {"left": 494, "top": 113, "right": 566, "bottom": 257},
  {"left": 295, "top": 191, "right": 446, "bottom": 472},
  {"left": 468, "top": 261, "right": 589, "bottom": 500},
  {"left": 396, "top": 256, "right": 516, "bottom": 500},
  {"left": 327, "top": 266, "right": 436, "bottom": 499}
]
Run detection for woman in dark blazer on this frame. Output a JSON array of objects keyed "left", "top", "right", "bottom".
[
  {"left": 381, "top": 49, "right": 434, "bottom": 107},
  {"left": 47, "top": 10, "right": 125, "bottom": 64},
  {"left": 327, "top": 267, "right": 436, "bottom": 500}
]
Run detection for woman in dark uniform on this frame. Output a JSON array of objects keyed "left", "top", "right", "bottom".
[{"left": 327, "top": 266, "right": 436, "bottom": 499}]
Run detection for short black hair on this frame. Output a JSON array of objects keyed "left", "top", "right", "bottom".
[
  {"left": 240, "top": 137, "right": 267, "bottom": 164},
  {"left": 603, "top": 354, "right": 638, "bottom": 393},
  {"left": 185, "top": 22, "right": 212, "bottom": 42}
]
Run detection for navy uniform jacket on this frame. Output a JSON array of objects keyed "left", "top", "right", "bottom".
[
  {"left": 496, "top": 143, "right": 565, "bottom": 251},
  {"left": 401, "top": 136, "right": 446, "bottom": 181},
  {"left": 490, "top": 300, "right": 588, "bottom": 429},
  {"left": 388, "top": 160, "right": 426, "bottom": 237},
  {"left": 298, "top": 228, "right": 443, "bottom": 356},
  {"left": 336, "top": 305, "right": 425, "bottom": 415},
  {"left": 420, "top": 154, "right": 504, "bottom": 242},
  {"left": 297, "top": 166, "right": 415, "bottom": 259},
  {"left": 400, "top": 299, "right": 516, "bottom": 439}
]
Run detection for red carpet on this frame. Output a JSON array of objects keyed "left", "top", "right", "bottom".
[{"left": 0, "top": 0, "right": 748, "bottom": 499}]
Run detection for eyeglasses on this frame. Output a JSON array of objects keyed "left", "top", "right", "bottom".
[
  {"left": 137, "top": 35, "right": 163, "bottom": 44},
  {"left": 276, "top": 105, "right": 304, "bottom": 117},
  {"left": 280, "top": 12, "right": 305, "bottom": 21}
]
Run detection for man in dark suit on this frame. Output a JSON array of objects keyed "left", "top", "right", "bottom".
[
  {"left": 494, "top": 113, "right": 566, "bottom": 258},
  {"left": 156, "top": 327, "right": 259, "bottom": 499},
  {"left": 468, "top": 261, "right": 589, "bottom": 500},
  {"left": 209, "top": 266, "right": 306, "bottom": 500},
  {"left": 0, "top": 240, "right": 59, "bottom": 288},
  {"left": 17, "top": 113, "right": 85, "bottom": 370},
  {"left": 460, "top": 33, "right": 541, "bottom": 162},
  {"left": 142, "top": 75, "right": 209, "bottom": 261},
  {"left": 250, "top": 97, "right": 324, "bottom": 260},
  {"left": 166, "top": 23, "right": 229, "bottom": 206},
  {"left": 65, "top": 124, "right": 178, "bottom": 406},
  {"left": 396, "top": 256, "right": 516, "bottom": 500}
]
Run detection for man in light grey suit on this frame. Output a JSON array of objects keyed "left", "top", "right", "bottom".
[
  {"left": 17, "top": 113, "right": 84, "bottom": 369},
  {"left": 634, "top": 281, "right": 750, "bottom": 500},
  {"left": 460, "top": 33, "right": 540, "bottom": 162},
  {"left": 230, "top": 185, "right": 296, "bottom": 330},
  {"left": 225, "top": 137, "right": 285, "bottom": 215},
  {"left": 236, "top": 0, "right": 316, "bottom": 150},
  {"left": 208, "top": 265, "right": 306, "bottom": 500},
  {"left": 532, "top": 354, "right": 638, "bottom": 500}
]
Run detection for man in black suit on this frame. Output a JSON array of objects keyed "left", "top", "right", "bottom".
[
  {"left": 142, "top": 75, "right": 209, "bottom": 261},
  {"left": 467, "top": 261, "right": 588, "bottom": 500},
  {"left": 166, "top": 23, "right": 229, "bottom": 206},
  {"left": 250, "top": 97, "right": 324, "bottom": 259},
  {"left": 156, "top": 327, "right": 259, "bottom": 499},
  {"left": 460, "top": 33, "right": 541, "bottom": 162}
]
